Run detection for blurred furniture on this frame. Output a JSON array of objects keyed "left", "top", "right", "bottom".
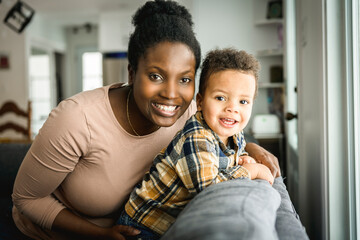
[
  {"left": 0, "top": 101, "right": 32, "bottom": 143},
  {"left": 0, "top": 143, "right": 32, "bottom": 239}
]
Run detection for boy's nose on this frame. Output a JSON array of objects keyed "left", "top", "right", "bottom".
[{"left": 225, "top": 102, "right": 240, "bottom": 114}]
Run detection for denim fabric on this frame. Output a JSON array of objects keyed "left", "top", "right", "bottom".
[
  {"left": 117, "top": 211, "right": 161, "bottom": 240},
  {"left": 162, "top": 177, "right": 309, "bottom": 240}
]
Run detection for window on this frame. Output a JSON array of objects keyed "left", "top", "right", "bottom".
[
  {"left": 82, "top": 52, "right": 103, "bottom": 91},
  {"left": 29, "top": 48, "right": 52, "bottom": 137}
]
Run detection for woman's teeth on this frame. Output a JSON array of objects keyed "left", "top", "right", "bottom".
[{"left": 155, "top": 103, "right": 177, "bottom": 112}]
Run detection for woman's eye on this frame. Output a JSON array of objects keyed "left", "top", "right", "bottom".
[
  {"left": 180, "top": 78, "right": 192, "bottom": 84},
  {"left": 240, "top": 100, "right": 249, "bottom": 104},
  {"left": 149, "top": 73, "right": 163, "bottom": 81},
  {"left": 215, "top": 96, "right": 225, "bottom": 101}
]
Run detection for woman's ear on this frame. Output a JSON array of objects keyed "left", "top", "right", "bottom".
[
  {"left": 196, "top": 93, "right": 203, "bottom": 111},
  {"left": 128, "top": 64, "right": 134, "bottom": 85}
]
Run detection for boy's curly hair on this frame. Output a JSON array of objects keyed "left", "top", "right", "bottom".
[
  {"left": 128, "top": 0, "right": 201, "bottom": 73},
  {"left": 198, "top": 48, "right": 260, "bottom": 97}
]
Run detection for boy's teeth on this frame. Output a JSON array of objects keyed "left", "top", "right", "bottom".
[
  {"left": 223, "top": 118, "right": 235, "bottom": 124},
  {"left": 155, "top": 103, "right": 176, "bottom": 112}
]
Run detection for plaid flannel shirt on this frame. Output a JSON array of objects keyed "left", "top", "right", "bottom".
[{"left": 125, "top": 111, "right": 250, "bottom": 235}]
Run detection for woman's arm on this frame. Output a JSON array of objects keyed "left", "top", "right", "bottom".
[
  {"left": 52, "top": 209, "right": 140, "bottom": 240},
  {"left": 245, "top": 142, "right": 281, "bottom": 177},
  {"left": 12, "top": 100, "right": 139, "bottom": 239}
]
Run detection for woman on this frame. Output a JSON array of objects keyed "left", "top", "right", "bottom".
[{"left": 12, "top": 1, "right": 280, "bottom": 239}]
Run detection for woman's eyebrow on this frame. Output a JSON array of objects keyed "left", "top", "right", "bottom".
[{"left": 147, "top": 66, "right": 194, "bottom": 75}]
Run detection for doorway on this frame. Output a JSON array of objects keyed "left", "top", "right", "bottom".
[{"left": 29, "top": 47, "right": 54, "bottom": 137}]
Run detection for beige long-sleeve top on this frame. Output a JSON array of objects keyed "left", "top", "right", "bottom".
[{"left": 12, "top": 83, "right": 196, "bottom": 239}]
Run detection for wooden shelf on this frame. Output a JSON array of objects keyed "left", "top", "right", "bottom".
[
  {"left": 256, "top": 48, "right": 283, "bottom": 57},
  {"left": 255, "top": 18, "right": 283, "bottom": 26},
  {"left": 258, "top": 82, "right": 285, "bottom": 88},
  {"left": 253, "top": 133, "right": 284, "bottom": 139}
]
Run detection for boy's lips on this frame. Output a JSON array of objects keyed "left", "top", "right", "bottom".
[
  {"left": 152, "top": 103, "right": 179, "bottom": 117},
  {"left": 220, "top": 118, "right": 238, "bottom": 126}
]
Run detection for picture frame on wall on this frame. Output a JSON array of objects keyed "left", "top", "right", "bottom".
[
  {"left": 0, "top": 53, "right": 10, "bottom": 70},
  {"left": 267, "top": 1, "right": 283, "bottom": 19}
]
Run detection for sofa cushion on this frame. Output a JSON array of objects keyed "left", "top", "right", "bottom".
[
  {"left": 162, "top": 179, "right": 281, "bottom": 240},
  {"left": 0, "top": 143, "right": 31, "bottom": 197}
]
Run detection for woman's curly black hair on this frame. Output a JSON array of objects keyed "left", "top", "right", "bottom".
[
  {"left": 198, "top": 48, "right": 260, "bottom": 97},
  {"left": 128, "top": 0, "right": 201, "bottom": 73}
]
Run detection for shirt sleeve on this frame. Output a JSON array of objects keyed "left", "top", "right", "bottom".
[
  {"left": 174, "top": 130, "right": 249, "bottom": 195},
  {"left": 12, "top": 99, "right": 90, "bottom": 230}
]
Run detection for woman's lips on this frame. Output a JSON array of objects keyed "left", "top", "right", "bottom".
[{"left": 152, "top": 103, "right": 179, "bottom": 117}]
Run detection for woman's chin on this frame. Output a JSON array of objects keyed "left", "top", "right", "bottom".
[{"left": 153, "top": 115, "right": 179, "bottom": 128}]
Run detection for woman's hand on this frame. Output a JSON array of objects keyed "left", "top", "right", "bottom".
[
  {"left": 105, "top": 225, "right": 141, "bottom": 240},
  {"left": 52, "top": 209, "right": 140, "bottom": 240},
  {"left": 245, "top": 142, "right": 281, "bottom": 177}
]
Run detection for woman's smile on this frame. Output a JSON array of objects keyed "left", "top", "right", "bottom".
[{"left": 152, "top": 103, "right": 180, "bottom": 117}]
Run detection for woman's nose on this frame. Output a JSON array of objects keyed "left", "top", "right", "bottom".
[{"left": 161, "top": 80, "right": 179, "bottom": 99}]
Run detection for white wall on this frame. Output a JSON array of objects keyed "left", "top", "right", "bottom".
[
  {"left": 0, "top": 5, "right": 29, "bottom": 139},
  {"left": 28, "top": 14, "right": 67, "bottom": 52},
  {"left": 99, "top": 10, "right": 133, "bottom": 53},
  {"left": 192, "top": 0, "right": 280, "bottom": 133},
  {"left": 0, "top": 25, "right": 27, "bottom": 106},
  {"left": 64, "top": 26, "right": 99, "bottom": 98},
  {"left": 193, "top": 0, "right": 256, "bottom": 56}
]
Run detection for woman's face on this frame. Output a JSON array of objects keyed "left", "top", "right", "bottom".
[{"left": 129, "top": 41, "right": 196, "bottom": 127}]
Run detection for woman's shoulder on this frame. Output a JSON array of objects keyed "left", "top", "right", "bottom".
[
  {"left": 67, "top": 84, "right": 114, "bottom": 105},
  {"left": 57, "top": 83, "right": 125, "bottom": 113}
]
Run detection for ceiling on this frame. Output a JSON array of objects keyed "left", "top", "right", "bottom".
[{"left": 1, "top": 0, "right": 149, "bottom": 27}]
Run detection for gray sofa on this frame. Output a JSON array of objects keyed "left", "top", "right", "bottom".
[
  {"left": 1, "top": 141, "right": 308, "bottom": 240},
  {"left": 162, "top": 178, "right": 309, "bottom": 240},
  {"left": 0, "top": 143, "right": 32, "bottom": 240}
]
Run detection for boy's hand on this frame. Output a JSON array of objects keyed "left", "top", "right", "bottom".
[
  {"left": 238, "top": 155, "right": 256, "bottom": 165},
  {"left": 242, "top": 163, "right": 274, "bottom": 185},
  {"left": 245, "top": 142, "right": 281, "bottom": 177}
]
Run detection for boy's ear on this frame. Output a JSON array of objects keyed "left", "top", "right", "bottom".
[
  {"left": 128, "top": 64, "right": 134, "bottom": 85},
  {"left": 196, "top": 93, "right": 203, "bottom": 111}
]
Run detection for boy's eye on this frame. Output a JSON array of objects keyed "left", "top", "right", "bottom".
[
  {"left": 149, "top": 73, "right": 163, "bottom": 81},
  {"left": 215, "top": 96, "right": 226, "bottom": 101},
  {"left": 240, "top": 100, "right": 249, "bottom": 104},
  {"left": 180, "top": 78, "right": 192, "bottom": 84}
]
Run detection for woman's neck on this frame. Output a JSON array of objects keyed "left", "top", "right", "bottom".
[{"left": 109, "top": 86, "right": 160, "bottom": 136}]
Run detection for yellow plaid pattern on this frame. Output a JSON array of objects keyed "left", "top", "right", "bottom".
[{"left": 125, "top": 111, "right": 250, "bottom": 235}]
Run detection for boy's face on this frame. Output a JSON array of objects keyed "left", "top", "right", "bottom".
[{"left": 196, "top": 70, "right": 256, "bottom": 145}]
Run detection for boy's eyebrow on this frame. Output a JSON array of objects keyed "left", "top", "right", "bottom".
[{"left": 212, "top": 89, "right": 253, "bottom": 98}]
